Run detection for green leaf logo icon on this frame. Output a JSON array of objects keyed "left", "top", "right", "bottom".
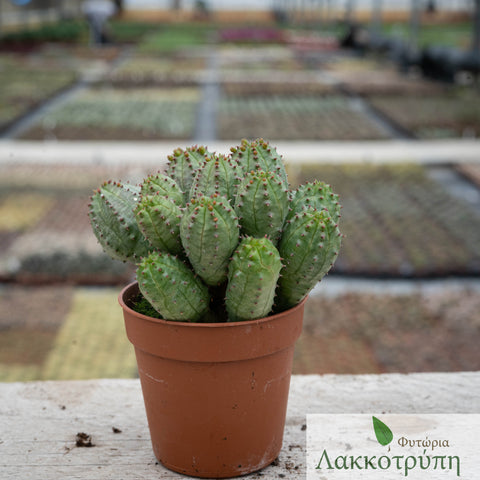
[{"left": 372, "top": 416, "right": 393, "bottom": 446}]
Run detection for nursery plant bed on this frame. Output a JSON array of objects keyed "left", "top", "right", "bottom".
[
  {"left": 41, "top": 44, "right": 121, "bottom": 62},
  {"left": 0, "top": 286, "right": 138, "bottom": 383},
  {"left": 218, "top": 51, "right": 303, "bottom": 71},
  {"left": 6, "top": 208, "right": 135, "bottom": 285},
  {"left": 287, "top": 31, "right": 339, "bottom": 53},
  {"left": 0, "top": 20, "right": 86, "bottom": 52},
  {"left": 298, "top": 289, "right": 480, "bottom": 374},
  {"left": 33, "top": 44, "right": 122, "bottom": 80},
  {"left": 106, "top": 56, "right": 207, "bottom": 87},
  {"left": 218, "top": 95, "right": 390, "bottom": 140},
  {"left": 20, "top": 87, "right": 200, "bottom": 141},
  {"left": 0, "top": 164, "right": 137, "bottom": 284},
  {"left": 218, "top": 45, "right": 294, "bottom": 64},
  {"left": 109, "top": 20, "right": 161, "bottom": 44},
  {"left": 0, "top": 163, "right": 135, "bottom": 194},
  {"left": 5, "top": 193, "right": 134, "bottom": 284},
  {"left": 287, "top": 163, "right": 480, "bottom": 277},
  {"left": 137, "top": 24, "right": 213, "bottom": 54},
  {"left": 0, "top": 285, "right": 73, "bottom": 367},
  {"left": 0, "top": 62, "right": 77, "bottom": 134},
  {"left": 455, "top": 163, "right": 480, "bottom": 188},
  {"left": 22, "top": 125, "right": 197, "bottom": 142},
  {"left": 3, "top": 160, "right": 479, "bottom": 284},
  {"left": 335, "top": 69, "right": 446, "bottom": 97},
  {"left": 221, "top": 80, "right": 335, "bottom": 96},
  {"left": 1, "top": 284, "right": 480, "bottom": 382},
  {"left": 218, "top": 27, "right": 287, "bottom": 45},
  {"left": 367, "top": 92, "right": 480, "bottom": 139}
]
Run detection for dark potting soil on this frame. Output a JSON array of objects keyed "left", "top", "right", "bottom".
[
  {"left": 75, "top": 432, "right": 95, "bottom": 448},
  {"left": 131, "top": 293, "right": 163, "bottom": 319}
]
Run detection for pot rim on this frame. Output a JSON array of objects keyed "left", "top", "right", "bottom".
[{"left": 119, "top": 281, "right": 307, "bottom": 330}]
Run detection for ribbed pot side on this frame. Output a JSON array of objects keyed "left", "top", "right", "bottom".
[{"left": 119, "top": 282, "right": 305, "bottom": 479}]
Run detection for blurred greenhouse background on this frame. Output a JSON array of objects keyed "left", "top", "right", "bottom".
[{"left": 0, "top": 0, "right": 479, "bottom": 382}]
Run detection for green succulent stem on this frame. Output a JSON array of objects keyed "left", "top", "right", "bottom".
[
  {"left": 189, "top": 153, "right": 238, "bottom": 202},
  {"left": 231, "top": 138, "right": 288, "bottom": 189},
  {"left": 180, "top": 194, "right": 239, "bottom": 286},
  {"left": 137, "top": 251, "right": 209, "bottom": 322},
  {"left": 166, "top": 145, "right": 211, "bottom": 198},
  {"left": 225, "top": 236, "right": 282, "bottom": 322},
  {"left": 235, "top": 170, "right": 288, "bottom": 243},
  {"left": 140, "top": 173, "right": 184, "bottom": 206},
  {"left": 135, "top": 194, "right": 183, "bottom": 254},
  {"left": 288, "top": 180, "right": 342, "bottom": 222},
  {"left": 88, "top": 181, "right": 150, "bottom": 263},
  {"left": 277, "top": 209, "right": 342, "bottom": 310}
]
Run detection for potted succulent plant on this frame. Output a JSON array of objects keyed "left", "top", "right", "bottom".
[{"left": 88, "top": 138, "right": 342, "bottom": 478}]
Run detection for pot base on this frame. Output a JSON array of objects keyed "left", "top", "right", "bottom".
[
  {"left": 158, "top": 454, "right": 278, "bottom": 479},
  {"left": 120, "top": 282, "right": 306, "bottom": 479}
]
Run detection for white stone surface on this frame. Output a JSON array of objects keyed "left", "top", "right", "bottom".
[{"left": 0, "top": 373, "right": 479, "bottom": 479}]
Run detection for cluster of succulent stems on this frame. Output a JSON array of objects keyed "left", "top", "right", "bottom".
[{"left": 89, "top": 138, "right": 342, "bottom": 323}]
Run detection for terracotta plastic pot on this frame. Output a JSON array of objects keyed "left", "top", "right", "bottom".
[{"left": 119, "top": 281, "right": 305, "bottom": 479}]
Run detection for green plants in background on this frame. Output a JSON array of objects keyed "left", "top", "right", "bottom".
[
  {"left": 381, "top": 21, "right": 471, "bottom": 49},
  {"left": 369, "top": 91, "right": 480, "bottom": 139},
  {"left": 218, "top": 95, "right": 389, "bottom": 140},
  {"left": 23, "top": 88, "right": 199, "bottom": 140},
  {"left": 289, "top": 163, "right": 480, "bottom": 277},
  {"left": 107, "top": 57, "right": 206, "bottom": 86},
  {"left": 138, "top": 23, "right": 213, "bottom": 53},
  {"left": 109, "top": 20, "right": 159, "bottom": 43},
  {"left": 0, "top": 65, "right": 77, "bottom": 133},
  {"left": 89, "top": 138, "right": 342, "bottom": 322},
  {"left": 0, "top": 20, "right": 86, "bottom": 47}
]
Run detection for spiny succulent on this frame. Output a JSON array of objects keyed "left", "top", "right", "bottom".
[
  {"left": 137, "top": 251, "right": 210, "bottom": 322},
  {"left": 88, "top": 181, "right": 150, "bottom": 263},
  {"left": 180, "top": 194, "right": 239, "bottom": 286},
  {"left": 235, "top": 169, "right": 288, "bottom": 244},
  {"left": 89, "top": 138, "right": 343, "bottom": 323},
  {"left": 189, "top": 153, "right": 238, "bottom": 201},
  {"left": 166, "top": 145, "right": 211, "bottom": 198},
  {"left": 288, "top": 180, "right": 342, "bottom": 223},
  {"left": 230, "top": 138, "right": 288, "bottom": 188},
  {"left": 277, "top": 209, "right": 342, "bottom": 310},
  {"left": 140, "top": 172, "right": 184, "bottom": 206},
  {"left": 225, "top": 236, "right": 282, "bottom": 322},
  {"left": 134, "top": 193, "right": 183, "bottom": 255}
]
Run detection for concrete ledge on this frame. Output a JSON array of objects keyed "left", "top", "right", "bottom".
[
  {"left": 1, "top": 373, "right": 478, "bottom": 479},
  {"left": 1, "top": 140, "right": 480, "bottom": 165}
]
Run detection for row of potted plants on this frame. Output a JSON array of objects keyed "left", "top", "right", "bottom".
[
  {"left": 22, "top": 87, "right": 199, "bottom": 141},
  {"left": 218, "top": 95, "right": 388, "bottom": 140},
  {"left": 369, "top": 92, "right": 480, "bottom": 139},
  {"left": 0, "top": 63, "right": 76, "bottom": 134},
  {"left": 294, "top": 163, "right": 480, "bottom": 277}
]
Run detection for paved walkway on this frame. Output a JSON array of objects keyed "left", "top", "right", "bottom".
[{"left": 2, "top": 139, "right": 480, "bottom": 165}]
